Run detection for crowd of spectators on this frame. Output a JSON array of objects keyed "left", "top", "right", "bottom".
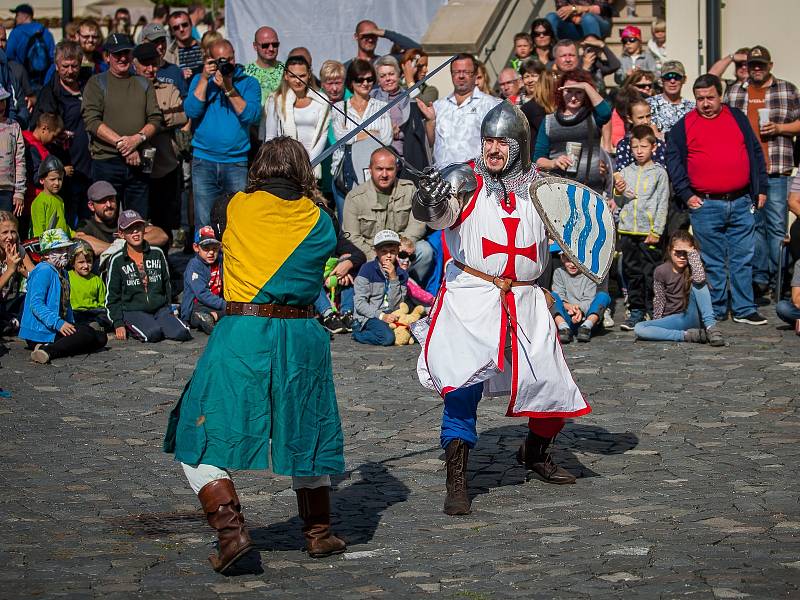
[{"left": 0, "top": 0, "right": 799, "bottom": 365}]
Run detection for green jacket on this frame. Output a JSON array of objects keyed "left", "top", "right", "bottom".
[{"left": 105, "top": 242, "right": 172, "bottom": 327}]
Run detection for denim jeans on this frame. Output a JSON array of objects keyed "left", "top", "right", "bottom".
[
  {"left": 634, "top": 284, "right": 717, "bottom": 341},
  {"left": 752, "top": 175, "right": 788, "bottom": 287},
  {"left": 191, "top": 157, "right": 248, "bottom": 229},
  {"left": 92, "top": 157, "right": 150, "bottom": 218},
  {"left": 332, "top": 186, "right": 346, "bottom": 225},
  {"left": 551, "top": 291, "right": 611, "bottom": 333},
  {"left": 313, "top": 286, "right": 354, "bottom": 315},
  {"left": 352, "top": 317, "right": 394, "bottom": 346},
  {"left": 545, "top": 11, "right": 611, "bottom": 39},
  {"left": 689, "top": 195, "right": 756, "bottom": 319},
  {"left": 776, "top": 299, "right": 800, "bottom": 326},
  {"left": 409, "top": 239, "right": 434, "bottom": 285}
]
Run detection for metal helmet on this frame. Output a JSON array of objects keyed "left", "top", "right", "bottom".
[
  {"left": 37, "top": 154, "right": 65, "bottom": 180},
  {"left": 480, "top": 102, "right": 531, "bottom": 171}
]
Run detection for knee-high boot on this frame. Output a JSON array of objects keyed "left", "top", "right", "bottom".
[
  {"left": 197, "top": 479, "right": 254, "bottom": 573},
  {"left": 444, "top": 439, "right": 471, "bottom": 515},
  {"left": 516, "top": 431, "right": 576, "bottom": 484},
  {"left": 296, "top": 486, "right": 347, "bottom": 558}
]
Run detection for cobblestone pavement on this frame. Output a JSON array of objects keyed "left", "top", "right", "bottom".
[{"left": 1, "top": 306, "right": 799, "bottom": 599}]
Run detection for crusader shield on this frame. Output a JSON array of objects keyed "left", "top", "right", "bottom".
[{"left": 530, "top": 177, "right": 615, "bottom": 284}]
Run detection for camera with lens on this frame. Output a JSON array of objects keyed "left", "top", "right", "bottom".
[{"left": 215, "top": 57, "right": 235, "bottom": 77}]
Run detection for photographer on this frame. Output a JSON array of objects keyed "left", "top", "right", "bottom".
[{"left": 184, "top": 39, "right": 261, "bottom": 229}]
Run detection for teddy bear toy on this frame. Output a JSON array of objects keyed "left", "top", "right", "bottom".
[{"left": 388, "top": 302, "right": 426, "bottom": 345}]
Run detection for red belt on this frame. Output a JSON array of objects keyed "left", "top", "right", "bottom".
[{"left": 225, "top": 301, "right": 315, "bottom": 319}]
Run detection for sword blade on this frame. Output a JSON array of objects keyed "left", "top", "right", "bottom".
[{"left": 311, "top": 54, "right": 458, "bottom": 168}]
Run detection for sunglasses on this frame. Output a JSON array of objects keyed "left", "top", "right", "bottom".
[
  {"left": 260, "top": 42, "right": 280, "bottom": 49},
  {"left": 91, "top": 197, "right": 116, "bottom": 205},
  {"left": 398, "top": 251, "right": 416, "bottom": 261},
  {"left": 532, "top": 30, "right": 549, "bottom": 37},
  {"left": 734, "top": 61, "right": 748, "bottom": 69},
  {"left": 171, "top": 22, "right": 190, "bottom": 31},
  {"left": 353, "top": 76, "right": 375, "bottom": 84},
  {"left": 634, "top": 82, "right": 653, "bottom": 90},
  {"left": 622, "top": 37, "right": 639, "bottom": 44},
  {"left": 359, "top": 34, "right": 378, "bottom": 40},
  {"left": 662, "top": 73, "right": 683, "bottom": 82}
]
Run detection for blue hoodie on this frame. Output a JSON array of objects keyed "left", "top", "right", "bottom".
[
  {"left": 184, "top": 64, "right": 261, "bottom": 163},
  {"left": 180, "top": 254, "right": 226, "bottom": 320}
]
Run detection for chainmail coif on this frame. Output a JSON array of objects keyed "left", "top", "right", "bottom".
[{"left": 474, "top": 138, "right": 540, "bottom": 199}]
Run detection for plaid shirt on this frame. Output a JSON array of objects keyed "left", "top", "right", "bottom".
[{"left": 725, "top": 77, "right": 800, "bottom": 175}]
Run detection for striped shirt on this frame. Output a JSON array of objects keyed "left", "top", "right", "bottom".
[{"left": 177, "top": 44, "right": 204, "bottom": 77}]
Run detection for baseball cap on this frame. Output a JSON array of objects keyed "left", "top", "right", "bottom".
[
  {"left": 747, "top": 45, "right": 771, "bottom": 64},
  {"left": 373, "top": 229, "right": 401, "bottom": 248},
  {"left": 133, "top": 42, "right": 160, "bottom": 63},
  {"left": 620, "top": 26, "right": 642, "bottom": 40},
  {"left": 104, "top": 33, "right": 135, "bottom": 54},
  {"left": 140, "top": 23, "right": 167, "bottom": 42},
  {"left": 118, "top": 209, "right": 146, "bottom": 230},
  {"left": 87, "top": 180, "right": 117, "bottom": 203},
  {"left": 10, "top": 4, "right": 33, "bottom": 17},
  {"left": 194, "top": 225, "right": 220, "bottom": 246},
  {"left": 661, "top": 60, "right": 686, "bottom": 78}
]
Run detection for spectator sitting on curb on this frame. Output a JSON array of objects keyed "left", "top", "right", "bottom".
[
  {"left": 68, "top": 240, "right": 111, "bottom": 331},
  {"left": 551, "top": 251, "right": 611, "bottom": 344},
  {"left": 180, "top": 226, "right": 225, "bottom": 335}
]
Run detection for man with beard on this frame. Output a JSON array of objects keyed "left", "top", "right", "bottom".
[
  {"left": 76, "top": 19, "right": 106, "bottom": 78},
  {"left": 411, "top": 102, "right": 590, "bottom": 516},
  {"left": 75, "top": 180, "right": 167, "bottom": 256}
]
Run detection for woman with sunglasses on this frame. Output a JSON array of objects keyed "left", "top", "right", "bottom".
[
  {"left": 529, "top": 18, "right": 555, "bottom": 67},
  {"left": 330, "top": 59, "right": 392, "bottom": 221},
  {"left": 263, "top": 56, "right": 331, "bottom": 180},
  {"left": 519, "top": 60, "right": 555, "bottom": 155}
]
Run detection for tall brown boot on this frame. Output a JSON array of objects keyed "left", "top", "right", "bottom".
[
  {"left": 296, "top": 487, "right": 346, "bottom": 558},
  {"left": 516, "top": 431, "right": 576, "bottom": 484},
  {"left": 443, "top": 439, "right": 471, "bottom": 515},
  {"left": 197, "top": 478, "right": 254, "bottom": 573}
]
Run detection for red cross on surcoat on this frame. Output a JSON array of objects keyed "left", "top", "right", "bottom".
[{"left": 481, "top": 217, "right": 537, "bottom": 280}]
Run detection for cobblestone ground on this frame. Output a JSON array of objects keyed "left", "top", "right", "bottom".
[{"left": 1, "top": 306, "right": 799, "bottom": 599}]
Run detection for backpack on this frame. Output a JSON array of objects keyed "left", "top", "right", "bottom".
[{"left": 23, "top": 25, "right": 51, "bottom": 83}]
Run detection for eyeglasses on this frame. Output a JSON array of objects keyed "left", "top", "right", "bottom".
[
  {"left": 353, "top": 76, "right": 375, "bottom": 84},
  {"left": 634, "top": 82, "right": 653, "bottom": 90},
  {"left": 662, "top": 73, "right": 683, "bottom": 82},
  {"left": 260, "top": 42, "right": 280, "bottom": 49},
  {"left": 621, "top": 37, "right": 639, "bottom": 44},
  {"left": 532, "top": 30, "right": 549, "bottom": 37},
  {"left": 452, "top": 70, "right": 475, "bottom": 77},
  {"left": 171, "top": 22, "right": 190, "bottom": 31},
  {"left": 398, "top": 251, "right": 416, "bottom": 261}
]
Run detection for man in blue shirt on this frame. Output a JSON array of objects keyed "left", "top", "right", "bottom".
[
  {"left": 185, "top": 39, "right": 261, "bottom": 229},
  {"left": 6, "top": 4, "right": 54, "bottom": 93}
]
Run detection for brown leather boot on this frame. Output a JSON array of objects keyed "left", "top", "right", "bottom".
[
  {"left": 516, "top": 431, "right": 576, "bottom": 484},
  {"left": 296, "top": 487, "right": 347, "bottom": 558},
  {"left": 197, "top": 478, "right": 254, "bottom": 573},
  {"left": 443, "top": 439, "right": 471, "bottom": 515}
]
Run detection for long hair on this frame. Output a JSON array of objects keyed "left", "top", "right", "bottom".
[
  {"left": 666, "top": 230, "right": 701, "bottom": 313},
  {"left": 475, "top": 61, "right": 492, "bottom": 96},
  {"left": 519, "top": 59, "right": 555, "bottom": 113},
  {"left": 621, "top": 69, "right": 656, "bottom": 98},
  {"left": 246, "top": 136, "right": 316, "bottom": 198},
  {"left": 274, "top": 55, "right": 317, "bottom": 118},
  {"left": 530, "top": 18, "right": 555, "bottom": 55},
  {"left": 555, "top": 69, "right": 596, "bottom": 113}
]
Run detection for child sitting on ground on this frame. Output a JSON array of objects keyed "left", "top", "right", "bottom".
[
  {"left": 634, "top": 231, "right": 724, "bottom": 346},
  {"left": 105, "top": 210, "right": 190, "bottom": 343},
  {"left": 352, "top": 229, "right": 408, "bottom": 346},
  {"left": 180, "top": 226, "right": 225, "bottom": 335},
  {"left": 775, "top": 264, "right": 800, "bottom": 335},
  {"left": 0, "top": 210, "right": 34, "bottom": 335},
  {"left": 551, "top": 251, "right": 611, "bottom": 343},
  {"left": 398, "top": 236, "right": 434, "bottom": 307},
  {"left": 614, "top": 124, "right": 669, "bottom": 331},
  {"left": 18, "top": 228, "right": 107, "bottom": 363},
  {"left": 68, "top": 241, "right": 111, "bottom": 330},
  {"left": 30, "top": 155, "right": 72, "bottom": 238}
]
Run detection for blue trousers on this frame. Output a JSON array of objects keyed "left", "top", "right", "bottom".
[
  {"left": 352, "top": 317, "right": 394, "bottom": 346},
  {"left": 409, "top": 239, "right": 435, "bottom": 286},
  {"left": 551, "top": 291, "right": 611, "bottom": 333},
  {"left": 192, "top": 157, "right": 247, "bottom": 229},
  {"left": 753, "top": 175, "right": 788, "bottom": 287},
  {"left": 313, "top": 286, "right": 354, "bottom": 315},
  {"left": 634, "top": 284, "right": 717, "bottom": 341},
  {"left": 545, "top": 11, "right": 611, "bottom": 40},
  {"left": 689, "top": 195, "right": 757, "bottom": 319},
  {"left": 441, "top": 382, "right": 484, "bottom": 449},
  {"left": 776, "top": 299, "right": 800, "bottom": 325}
]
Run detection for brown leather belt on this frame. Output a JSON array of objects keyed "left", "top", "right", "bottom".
[
  {"left": 453, "top": 260, "right": 553, "bottom": 308},
  {"left": 225, "top": 301, "right": 315, "bottom": 319}
]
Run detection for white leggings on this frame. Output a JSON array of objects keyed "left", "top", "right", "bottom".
[{"left": 181, "top": 463, "right": 331, "bottom": 495}]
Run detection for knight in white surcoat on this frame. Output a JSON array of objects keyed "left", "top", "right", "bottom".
[{"left": 411, "top": 102, "right": 591, "bottom": 515}]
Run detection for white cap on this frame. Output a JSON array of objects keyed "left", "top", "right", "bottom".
[{"left": 372, "top": 229, "right": 401, "bottom": 248}]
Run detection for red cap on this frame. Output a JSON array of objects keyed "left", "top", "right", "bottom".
[{"left": 620, "top": 26, "right": 642, "bottom": 40}]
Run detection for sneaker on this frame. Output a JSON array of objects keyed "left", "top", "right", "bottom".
[
  {"left": 190, "top": 311, "right": 216, "bottom": 335},
  {"left": 322, "top": 312, "right": 346, "bottom": 334},
  {"left": 706, "top": 326, "right": 725, "bottom": 347},
  {"left": 576, "top": 325, "right": 592, "bottom": 343},
  {"left": 30, "top": 345, "right": 50, "bottom": 364},
  {"left": 684, "top": 328, "right": 708, "bottom": 343},
  {"left": 558, "top": 328, "right": 573, "bottom": 344},
  {"left": 732, "top": 312, "right": 768, "bottom": 325},
  {"left": 620, "top": 310, "right": 644, "bottom": 331},
  {"left": 339, "top": 312, "right": 355, "bottom": 333},
  {"left": 603, "top": 308, "right": 614, "bottom": 328}
]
